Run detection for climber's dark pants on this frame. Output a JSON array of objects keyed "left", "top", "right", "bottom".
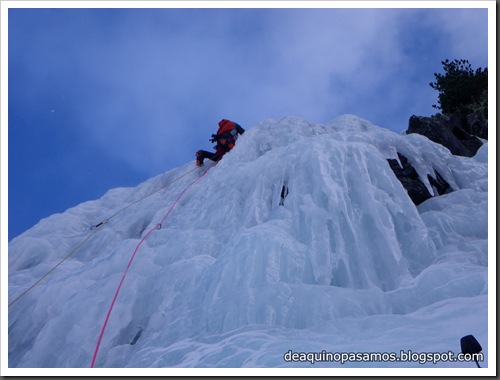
[{"left": 197, "top": 150, "right": 221, "bottom": 162}]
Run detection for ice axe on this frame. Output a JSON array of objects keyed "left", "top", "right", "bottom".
[{"left": 460, "top": 334, "right": 482, "bottom": 368}]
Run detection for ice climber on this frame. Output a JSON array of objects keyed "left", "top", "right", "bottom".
[{"left": 196, "top": 119, "right": 245, "bottom": 166}]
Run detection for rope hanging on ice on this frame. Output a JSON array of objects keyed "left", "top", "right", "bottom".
[{"left": 90, "top": 161, "right": 217, "bottom": 368}]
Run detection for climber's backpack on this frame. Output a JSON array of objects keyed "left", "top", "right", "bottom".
[
  {"left": 214, "top": 119, "right": 238, "bottom": 149},
  {"left": 217, "top": 119, "right": 235, "bottom": 135}
]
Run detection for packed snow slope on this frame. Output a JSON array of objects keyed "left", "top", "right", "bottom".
[{"left": 8, "top": 115, "right": 488, "bottom": 368}]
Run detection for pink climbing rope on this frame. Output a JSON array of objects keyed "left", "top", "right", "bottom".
[{"left": 90, "top": 163, "right": 215, "bottom": 368}]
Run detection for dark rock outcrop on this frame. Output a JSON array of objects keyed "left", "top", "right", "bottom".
[
  {"left": 466, "top": 106, "right": 488, "bottom": 140},
  {"left": 387, "top": 153, "right": 432, "bottom": 205},
  {"left": 427, "top": 170, "right": 453, "bottom": 196},
  {"left": 407, "top": 114, "right": 483, "bottom": 157},
  {"left": 393, "top": 92, "right": 486, "bottom": 205},
  {"left": 387, "top": 152, "right": 453, "bottom": 206}
]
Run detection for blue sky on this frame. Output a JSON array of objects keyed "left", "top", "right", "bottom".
[{"left": 5, "top": 3, "right": 490, "bottom": 240}]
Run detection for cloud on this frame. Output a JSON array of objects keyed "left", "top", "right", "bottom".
[
  {"left": 10, "top": 7, "right": 490, "bottom": 176},
  {"left": 424, "top": 8, "right": 488, "bottom": 66}
]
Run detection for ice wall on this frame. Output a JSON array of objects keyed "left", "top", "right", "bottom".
[{"left": 8, "top": 115, "right": 488, "bottom": 368}]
